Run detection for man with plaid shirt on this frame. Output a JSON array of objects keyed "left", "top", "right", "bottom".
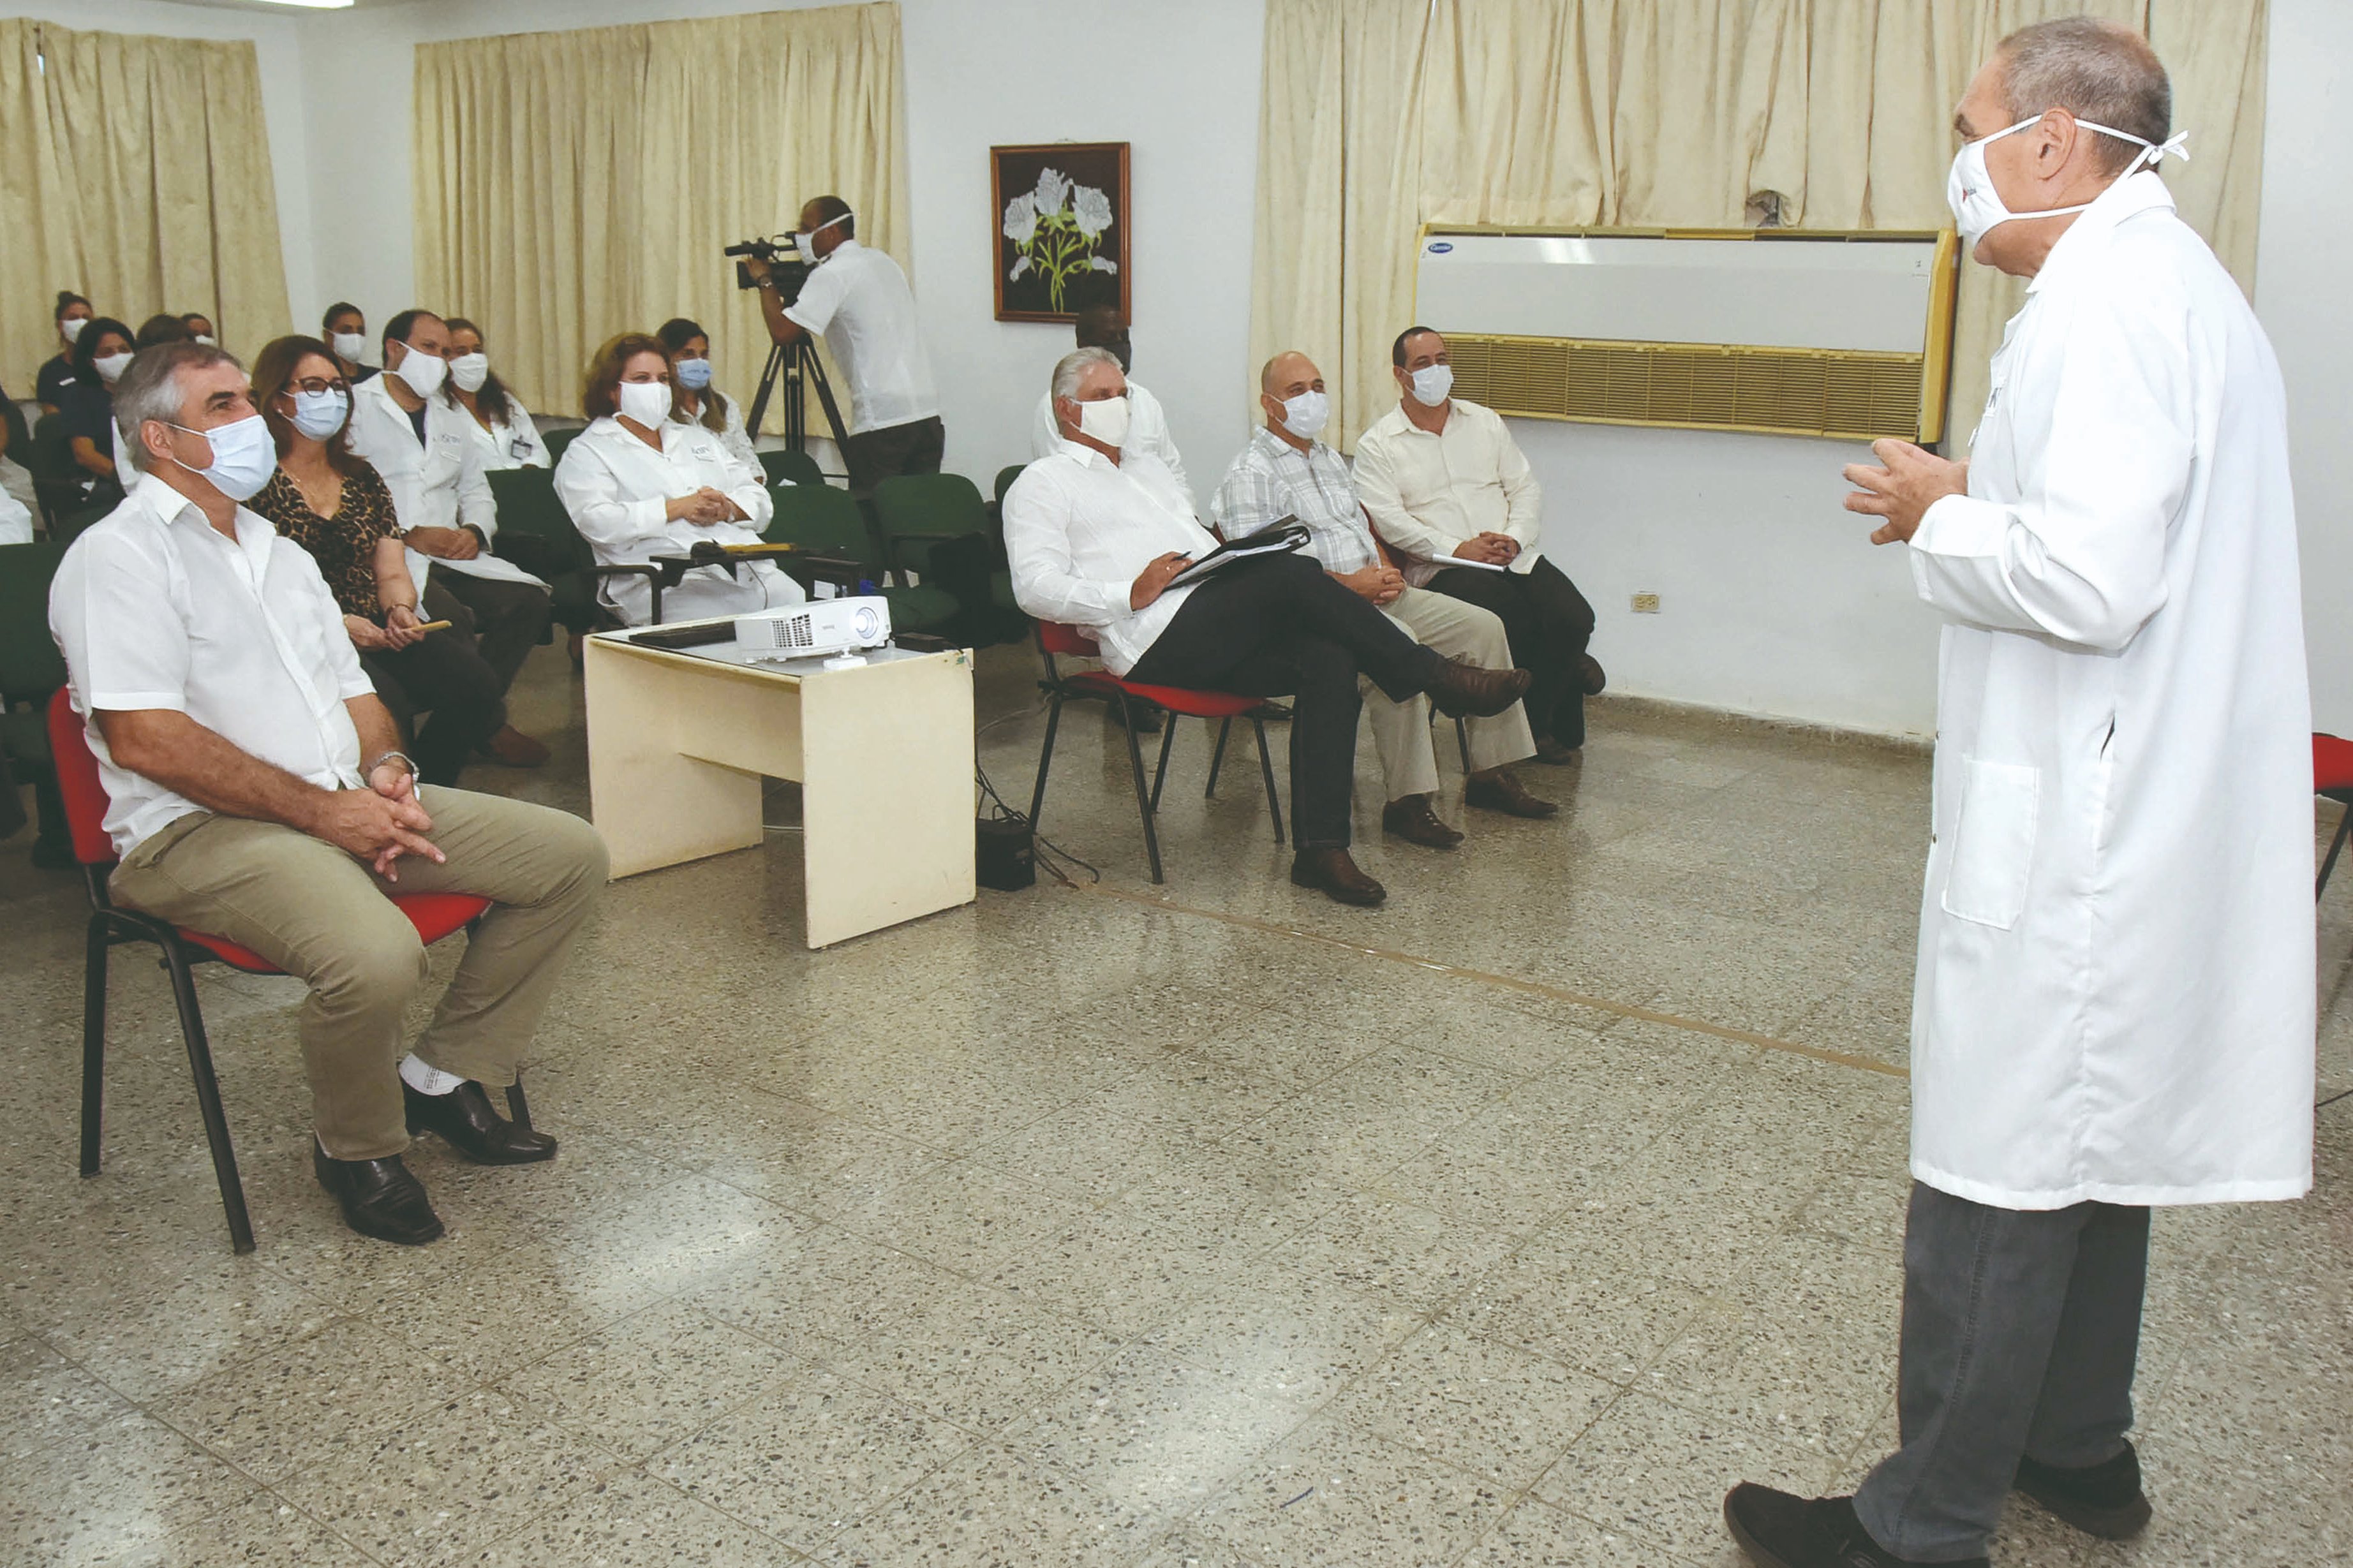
[{"left": 1212, "top": 351, "right": 1555, "bottom": 845}]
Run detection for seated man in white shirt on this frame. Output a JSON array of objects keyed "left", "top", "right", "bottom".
[
  {"left": 345, "top": 309, "right": 552, "bottom": 767},
  {"left": 1214, "top": 351, "right": 1554, "bottom": 847},
  {"left": 1004, "top": 348, "right": 1531, "bottom": 906},
  {"left": 1355, "top": 327, "right": 1606, "bottom": 763},
  {"left": 1028, "top": 306, "right": 1191, "bottom": 501},
  {"left": 50, "top": 342, "right": 609, "bottom": 1246}
]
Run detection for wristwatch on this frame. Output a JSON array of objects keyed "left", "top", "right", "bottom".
[{"left": 364, "top": 750, "right": 418, "bottom": 780}]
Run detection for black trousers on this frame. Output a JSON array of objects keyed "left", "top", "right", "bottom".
[
  {"left": 1126, "top": 554, "right": 1445, "bottom": 849},
  {"left": 360, "top": 628, "right": 506, "bottom": 786},
  {"left": 843, "top": 415, "right": 946, "bottom": 492},
  {"left": 423, "top": 571, "right": 551, "bottom": 699},
  {"left": 1425, "top": 556, "right": 1594, "bottom": 748}
]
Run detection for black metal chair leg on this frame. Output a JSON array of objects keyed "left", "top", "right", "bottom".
[
  {"left": 80, "top": 915, "right": 109, "bottom": 1178},
  {"left": 507, "top": 1077, "right": 531, "bottom": 1130},
  {"left": 161, "top": 945, "right": 255, "bottom": 1255},
  {"left": 1116, "top": 694, "right": 1165, "bottom": 882},
  {"left": 1148, "top": 714, "right": 1178, "bottom": 813},
  {"left": 1028, "top": 693, "right": 1065, "bottom": 829},
  {"left": 2320, "top": 802, "right": 2352, "bottom": 901},
  {"left": 1251, "top": 718, "right": 1286, "bottom": 845},
  {"left": 1456, "top": 717, "right": 1472, "bottom": 773},
  {"left": 1206, "top": 716, "right": 1233, "bottom": 797}
]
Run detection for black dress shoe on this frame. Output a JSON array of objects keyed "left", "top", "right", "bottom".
[
  {"left": 1109, "top": 702, "right": 1162, "bottom": 734},
  {"left": 1723, "top": 1485, "right": 1984, "bottom": 1568},
  {"left": 1465, "top": 767, "right": 1557, "bottom": 818},
  {"left": 313, "top": 1144, "right": 444, "bottom": 1246},
  {"left": 404, "top": 1081, "right": 559, "bottom": 1165},
  {"left": 1531, "top": 736, "right": 1582, "bottom": 765},
  {"left": 1289, "top": 847, "right": 1387, "bottom": 906},
  {"left": 2017, "top": 1443, "right": 2151, "bottom": 1539},
  {"left": 1381, "top": 794, "right": 1464, "bottom": 848},
  {"left": 1578, "top": 654, "right": 1608, "bottom": 696},
  {"left": 1425, "top": 658, "right": 1532, "bottom": 719}
]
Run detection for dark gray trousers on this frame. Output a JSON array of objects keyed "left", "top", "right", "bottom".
[{"left": 1853, "top": 1181, "right": 2150, "bottom": 1562}]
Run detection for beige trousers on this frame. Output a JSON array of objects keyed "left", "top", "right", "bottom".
[
  {"left": 1365, "top": 586, "right": 1535, "bottom": 800},
  {"left": 110, "top": 788, "right": 609, "bottom": 1160}
]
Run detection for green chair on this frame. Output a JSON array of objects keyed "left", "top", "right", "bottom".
[
  {"left": 764, "top": 482, "right": 955, "bottom": 633},
  {"left": 27, "top": 413, "right": 91, "bottom": 531},
  {"left": 759, "top": 447, "right": 826, "bottom": 490},
  {"left": 994, "top": 464, "right": 1026, "bottom": 509},
  {"left": 540, "top": 426, "right": 583, "bottom": 464},
  {"left": 0, "top": 540, "right": 73, "bottom": 864},
  {"left": 486, "top": 468, "right": 664, "bottom": 631},
  {"left": 872, "top": 473, "right": 1027, "bottom": 648},
  {"left": 2, "top": 396, "right": 30, "bottom": 469}
]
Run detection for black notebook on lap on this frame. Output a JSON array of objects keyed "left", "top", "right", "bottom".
[{"left": 1166, "top": 518, "right": 1310, "bottom": 589}]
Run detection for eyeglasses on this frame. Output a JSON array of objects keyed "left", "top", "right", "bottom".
[{"left": 287, "top": 376, "right": 350, "bottom": 397}]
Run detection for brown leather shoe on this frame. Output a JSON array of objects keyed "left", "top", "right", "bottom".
[
  {"left": 1466, "top": 767, "right": 1557, "bottom": 818},
  {"left": 1289, "top": 847, "right": 1387, "bottom": 906},
  {"left": 1579, "top": 654, "right": 1608, "bottom": 696},
  {"left": 481, "top": 725, "right": 550, "bottom": 767},
  {"left": 1381, "top": 794, "right": 1464, "bottom": 847},
  {"left": 1426, "top": 658, "right": 1532, "bottom": 720},
  {"left": 1531, "top": 735, "right": 1582, "bottom": 765}
]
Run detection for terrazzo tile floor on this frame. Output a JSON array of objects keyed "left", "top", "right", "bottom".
[{"left": 2, "top": 640, "right": 2347, "bottom": 1566}]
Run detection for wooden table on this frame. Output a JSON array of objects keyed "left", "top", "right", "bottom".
[{"left": 583, "top": 630, "right": 975, "bottom": 947}]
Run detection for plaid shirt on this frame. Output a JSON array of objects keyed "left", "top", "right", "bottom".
[{"left": 1210, "top": 427, "right": 1379, "bottom": 575}]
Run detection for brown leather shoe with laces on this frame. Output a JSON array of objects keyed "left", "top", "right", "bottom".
[
  {"left": 1426, "top": 658, "right": 1532, "bottom": 719},
  {"left": 1381, "top": 794, "right": 1464, "bottom": 847},
  {"left": 1289, "top": 847, "right": 1387, "bottom": 906},
  {"left": 1465, "top": 767, "right": 1557, "bottom": 818}
]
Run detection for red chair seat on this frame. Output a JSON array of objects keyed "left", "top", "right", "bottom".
[
  {"left": 1060, "top": 668, "right": 1268, "bottom": 720},
  {"left": 2317, "top": 734, "right": 2353, "bottom": 798},
  {"left": 175, "top": 892, "right": 493, "bottom": 975}
]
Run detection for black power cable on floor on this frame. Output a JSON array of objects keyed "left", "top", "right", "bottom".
[{"left": 2319, "top": 1086, "right": 2352, "bottom": 1111}]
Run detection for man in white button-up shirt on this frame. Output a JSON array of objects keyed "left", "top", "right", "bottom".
[
  {"left": 52, "top": 343, "right": 609, "bottom": 1248},
  {"left": 1028, "top": 306, "right": 1192, "bottom": 502},
  {"left": 1355, "top": 329, "right": 1605, "bottom": 762},
  {"left": 1004, "top": 348, "right": 1531, "bottom": 906},
  {"left": 1214, "top": 351, "right": 1553, "bottom": 847}
]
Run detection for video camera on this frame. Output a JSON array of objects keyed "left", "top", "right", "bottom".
[{"left": 725, "top": 236, "right": 810, "bottom": 302}]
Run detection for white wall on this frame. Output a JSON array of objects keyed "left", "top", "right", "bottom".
[
  {"left": 2256, "top": 0, "right": 2352, "bottom": 735},
  {"left": 13, "top": 0, "right": 319, "bottom": 331}
]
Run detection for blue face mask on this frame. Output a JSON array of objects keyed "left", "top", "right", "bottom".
[
  {"left": 675, "top": 357, "right": 714, "bottom": 391},
  {"left": 290, "top": 387, "right": 350, "bottom": 440}
]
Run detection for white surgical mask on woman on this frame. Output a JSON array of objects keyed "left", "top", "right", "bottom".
[
  {"left": 1279, "top": 389, "right": 1330, "bottom": 441},
  {"left": 93, "top": 351, "right": 134, "bottom": 385},
  {"left": 618, "top": 380, "right": 672, "bottom": 429},
  {"left": 191, "top": 334, "right": 217, "bottom": 346},
  {"left": 447, "top": 353, "right": 490, "bottom": 393},
  {"left": 1945, "top": 116, "right": 2186, "bottom": 253},
  {"left": 1076, "top": 394, "right": 1131, "bottom": 448},
  {"left": 1407, "top": 364, "right": 1453, "bottom": 408},
  {"left": 330, "top": 330, "right": 368, "bottom": 365},
  {"left": 61, "top": 316, "right": 89, "bottom": 344},
  {"left": 674, "top": 357, "right": 714, "bottom": 392},
  {"left": 290, "top": 388, "right": 351, "bottom": 440}
]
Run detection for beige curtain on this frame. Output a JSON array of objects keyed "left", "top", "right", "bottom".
[
  {"left": 0, "top": 19, "right": 290, "bottom": 393},
  {"left": 1252, "top": 0, "right": 2271, "bottom": 452},
  {"left": 413, "top": 2, "right": 907, "bottom": 424}
]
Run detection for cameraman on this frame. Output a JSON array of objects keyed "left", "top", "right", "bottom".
[{"left": 744, "top": 195, "right": 944, "bottom": 490}]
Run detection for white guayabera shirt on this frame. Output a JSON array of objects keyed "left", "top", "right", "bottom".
[
  {"left": 1352, "top": 397, "right": 1545, "bottom": 586},
  {"left": 1905, "top": 172, "right": 2312, "bottom": 1210},
  {"left": 1002, "top": 440, "right": 1215, "bottom": 676},
  {"left": 1027, "top": 380, "right": 1191, "bottom": 500},
  {"left": 782, "top": 239, "right": 941, "bottom": 436}
]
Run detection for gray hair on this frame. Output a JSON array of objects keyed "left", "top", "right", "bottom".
[
  {"left": 114, "top": 341, "right": 244, "bottom": 473},
  {"left": 1050, "top": 346, "right": 1122, "bottom": 409},
  {"left": 1998, "top": 17, "right": 2171, "bottom": 176}
]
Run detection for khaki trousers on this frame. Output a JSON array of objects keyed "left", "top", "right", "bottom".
[
  {"left": 110, "top": 789, "right": 609, "bottom": 1160},
  {"left": 1364, "top": 587, "right": 1534, "bottom": 800}
]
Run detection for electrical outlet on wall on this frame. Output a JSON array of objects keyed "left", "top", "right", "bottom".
[{"left": 1631, "top": 592, "right": 1661, "bottom": 614}]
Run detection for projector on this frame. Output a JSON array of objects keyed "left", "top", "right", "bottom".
[{"left": 733, "top": 596, "right": 892, "bottom": 662}]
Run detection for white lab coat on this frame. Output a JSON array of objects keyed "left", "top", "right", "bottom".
[
  {"left": 345, "top": 374, "right": 545, "bottom": 593},
  {"left": 1028, "top": 380, "right": 1192, "bottom": 503},
  {"left": 463, "top": 397, "right": 551, "bottom": 472},
  {"left": 672, "top": 391, "right": 759, "bottom": 473},
  {"left": 552, "top": 415, "right": 794, "bottom": 626},
  {"left": 1905, "top": 172, "right": 2312, "bottom": 1211}
]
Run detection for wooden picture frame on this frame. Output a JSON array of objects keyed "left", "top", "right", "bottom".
[{"left": 992, "top": 142, "right": 1130, "bottom": 323}]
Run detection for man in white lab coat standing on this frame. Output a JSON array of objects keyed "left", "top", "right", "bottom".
[{"left": 1726, "top": 20, "right": 2312, "bottom": 1568}]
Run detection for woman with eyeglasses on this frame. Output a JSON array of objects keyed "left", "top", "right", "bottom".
[{"left": 244, "top": 336, "right": 504, "bottom": 785}]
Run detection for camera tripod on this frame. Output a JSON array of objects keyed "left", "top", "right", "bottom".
[{"left": 746, "top": 334, "right": 852, "bottom": 457}]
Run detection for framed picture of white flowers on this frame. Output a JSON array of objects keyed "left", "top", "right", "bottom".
[{"left": 993, "top": 142, "right": 1129, "bottom": 323}]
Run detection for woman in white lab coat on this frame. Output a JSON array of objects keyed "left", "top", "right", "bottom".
[
  {"left": 655, "top": 316, "right": 761, "bottom": 471},
  {"left": 444, "top": 318, "right": 551, "bottom": 471},
  {"left": 553, "top": 332, "right": 795, "bottom": 627}
]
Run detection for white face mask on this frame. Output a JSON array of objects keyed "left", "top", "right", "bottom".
[
  {"left": 330, "top": 330, "right": 368, "bottom": 364},
  {"left": 448, "top": 353, "right": 490, "bottom": 393},
  {"left": 1946, "top": 115, "right": 2187, "bottom": 253},
  {"left": 163, "top": 413, "right": 276, "bottom": 503},
  {"left": 61, "top": 316, "right": 89, "bottom": 344},
  {"left": 392, "top": 344, "right": 448, "bottom": 399},
  {"left": 1074, "top": 394, "right": 1131, "bottom": 448},
  {"left": 93, "top": 351, "right": 134, "bottom": 385},
  {"left": 794, "top": 211, "right": 852, "bottom": 265},
  {"left": 1277, "top": 388, "right": 1330, "bottom": 441},
  {"left": 618, "top": 379, "right": 673, "bottom": 428},
  {"left": 191, "top": 334, "right": 217, "bottom": 346},
  {"left": 1407, "top": 364, "right": 1453, "bottom": 408}
]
